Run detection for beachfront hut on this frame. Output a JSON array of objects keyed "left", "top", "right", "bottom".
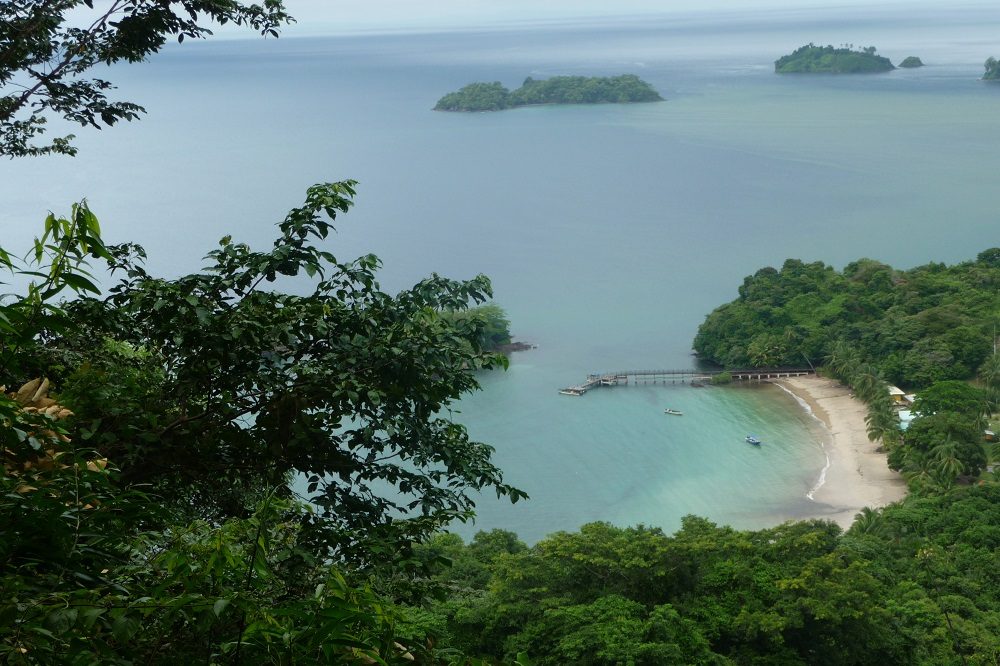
[{"left": 887, "top": 385, "right": 907, "bottom": 404}]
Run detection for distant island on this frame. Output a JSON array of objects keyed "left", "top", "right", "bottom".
[
  {"left": 439, "top": 304, "right": 533, "bottom": 356},
  {"left": 434, "top": 74, "right": 663, "bottom": 112},
  {"left": 984, "top": 57, "right": 1000, "bottom": 80},
  {"left": 898, "top": 56, "right": 924, "bottom": 68},
  {"left": 775, "top": 44, "right": 895, "bottom": 73}
]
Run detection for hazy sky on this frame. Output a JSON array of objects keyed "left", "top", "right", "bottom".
[{"left": 280, "top": 0, "right": 926, "bottom": 34}]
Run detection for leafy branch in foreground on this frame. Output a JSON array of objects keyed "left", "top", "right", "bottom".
[
  {"left": 2, "top": 186, "right": 527, "bottom": 663},
  {"left": 0, "top": 1, "right": 292, "bottom": 157},
  {"left": 31, "top": 181, "right": 527, "bottom": 568}
]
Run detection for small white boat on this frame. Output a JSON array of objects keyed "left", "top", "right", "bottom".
[
  {"left": 664, "top": 408, "right": 683, "bottom": 415},
  {"left": 745, "top": 435, "right": 762, "bottom": 446}
]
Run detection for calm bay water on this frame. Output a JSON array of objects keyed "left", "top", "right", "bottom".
[{"left": 3, "top": 5, "right": 998, "bottom": 542}]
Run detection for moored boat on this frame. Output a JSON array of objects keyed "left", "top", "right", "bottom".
[{"left": 745, "top": 434, "right": 762, "bottom": 446}]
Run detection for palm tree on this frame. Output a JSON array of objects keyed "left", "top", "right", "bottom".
[
  {"left": 825, "top": 339, "right": 861, "bottom": 383},
  {"left": 850, "top": 507, "right": 884, "bottom": 536},
  {"left": 902, "top": 452, "right": 936, "bottom": 490},
  {"left": 865, "top": 399, "right": 901, "bottom": 450},
  {"left": 852, "top": 368, "right": 884, "bottom": 404},
  {"left": 931, "top": 439, "right": 964, "bottom": 485},
  {"left": 981, "top": 352, "right": 1000, "bottom": 413}
]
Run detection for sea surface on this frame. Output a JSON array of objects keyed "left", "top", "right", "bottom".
[{"left": 3, "top": 4, "right": 999, "bottom": 543}]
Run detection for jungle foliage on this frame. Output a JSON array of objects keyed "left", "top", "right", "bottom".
[
  {"left": 0, "top": 187, "right": 527, "bottom": 664},
  {"left": 439, "top": 304, "right": 513, "bottom": 352},
  {"left": 414, "top": 485, "right": 1000, "bottom": 665},
  {"left": 433, "top": 75, "right": 663, "bottom": 112},
  {"left": 693, "top": 252, "right": 1000, "bottom": 389},
  {"left": 775, "top": 44, "right": 895, "bottom": 73}
]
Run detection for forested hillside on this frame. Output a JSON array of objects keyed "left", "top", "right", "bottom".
[
  {"left": 415, "top": 486, "right": 1000, "bottom": 664},
  {"left": 693, "top": 251, "right": 1000, "bottom": 388}
]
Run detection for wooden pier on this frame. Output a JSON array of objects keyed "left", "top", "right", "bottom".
[{"left": 559, "top": 368, "right": 813, "bottom": 396}]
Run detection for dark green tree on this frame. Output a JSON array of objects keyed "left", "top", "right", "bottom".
[
  {"left": 39, "top": 182, "right": 527, "bottom": 566},
  {"left": 894, "top": 411, "right": 987, "bottom": 483},
  {"left": 912, "top": 381, "right": 990, "bottom": 421}
]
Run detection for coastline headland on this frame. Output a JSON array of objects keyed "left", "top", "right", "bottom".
[{"left": 772, "top": 375, "right": 907, "bottom": 528}]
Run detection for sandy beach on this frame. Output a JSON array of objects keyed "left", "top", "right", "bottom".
[{"left": 772, "top": 375, "right": 907, "bottom": 529}]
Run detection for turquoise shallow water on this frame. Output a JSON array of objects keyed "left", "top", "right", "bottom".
[
  {"left": 458, "top": 368, "right": 832, "bottom": 543},
  {"left": 2, "top": 5, "right": 998, "bottom": 542}
]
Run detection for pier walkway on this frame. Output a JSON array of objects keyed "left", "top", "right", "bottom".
[{"left": 559, "top": 368, "right": 813, "bottom": 396}]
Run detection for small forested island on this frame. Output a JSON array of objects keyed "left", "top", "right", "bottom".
[
  {"left": 898, "top": 56, "right": 924, "bottom": 68},
  {"left": 984, "top": 56, "right": 1000, "bottom": 80},
  {"left": 440, "top": 303, "right": 532, "bottom": 354},
  {"left": 433, "top": 74, "right": 663, "bottom": 112},
  {"left": 775, "top": 44, "right": 895, "bottom": 73}
]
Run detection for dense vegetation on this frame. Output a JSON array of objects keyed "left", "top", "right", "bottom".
[
  {"left": 411, "top": 485, "right": 1000, "bottom": 664},
  {"left": 1, "top": 185, "right": 534, "bottom": 664},
  {"left": 899, "top": 56, "right": 925, "bottom": 68},
  {"left": 693, "top": 252, "right": 1000, "bottom": 389},
  {"left": 434, "top": 75, "right": 663, "bottom": 112},
  {"left": 775, "top": 44, "right": 895, "bottom": 73},
  {"left": 984, "top": 57, "right": 1000, "bottom": 80},
  {"left": 440, "top": 304, "right": 513, "bottom": 352}
]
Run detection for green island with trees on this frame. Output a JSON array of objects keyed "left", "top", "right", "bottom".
[
  {"left": 440, "top": 304, "right": 533, "bottom": 354},
  {"left": 984, "top": 57, "right": 1000, "bottom": 80},
  {"left": 433, "top": 75, "right": 663, "bottom": 112},
  {"left": 5, "top": 3, "right": 1000, "bottom": 664},
  {"left": 899, "top": 56, "right": 924, "bottom": 68},
  {"left": 775, "top": 44, "right": 896, "bottom": 73}
]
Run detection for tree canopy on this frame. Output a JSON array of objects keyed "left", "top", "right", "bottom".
[
  {"left": 410, "top": 486, "right": 1000, "bottom": 664},
  {"left": 0, "top": 185, "right": 530, "bottom": 663},
  {"left": 693, "top": 253, "right": 1000, "bottom": 389}
]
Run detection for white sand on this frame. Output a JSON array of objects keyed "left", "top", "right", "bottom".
[{"left": 773, "top": 375, "right": 907, "bottom": 529}]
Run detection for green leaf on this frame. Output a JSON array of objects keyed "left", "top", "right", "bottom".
[
  {"left": 213, "top": 598, "right": 231, "bottom": 617},
  {"left": 60, "top": 272, "right": 101, "bottom": 293},
  {"left": 112, "top": 614, "right": 141, "bottom": 642},
  {"left": 81, "top": 607, "right": 106, "bottom": 630}
]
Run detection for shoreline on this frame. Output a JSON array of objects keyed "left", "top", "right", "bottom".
[{"left": 771, "top": 375, "right": 907, "bottom": 529}]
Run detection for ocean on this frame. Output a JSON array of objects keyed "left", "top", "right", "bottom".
[{"left": 3, "top": 4, "right": 998, "bottom": 543}]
